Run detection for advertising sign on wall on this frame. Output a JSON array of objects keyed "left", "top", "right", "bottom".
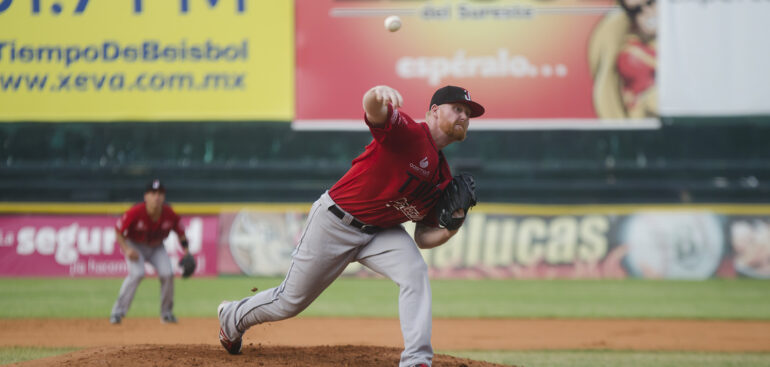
[
  {"left": 729, "top": 218, "right": 770, "bottom": 279},
  {"left": 214, "top": 206, "right": 770, "bottom": 280},
  {"left": 295, "top": 0, "right": 659, "bottom": 130},
  {"left": 0, "top": 0, "right": 293, "bottom": 121},
  {"left": 0, "top": 215, "right": 219, "bottom": 277},
  {"left": 217, "top": 211, "right": 306, "bottom": 276}
]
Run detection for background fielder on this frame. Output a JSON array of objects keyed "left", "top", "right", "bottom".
[
  {"left": 110, "top": 179, "right": 189, "bottom": 324},
  {"left": 217, "top": 85, "right": 484, "bottom": 367}
]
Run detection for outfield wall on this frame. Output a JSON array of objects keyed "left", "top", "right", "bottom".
[{"left": 2, "top": 203, "right": 768, "bottom": 279}]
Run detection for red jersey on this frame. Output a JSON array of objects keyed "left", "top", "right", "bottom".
[
  {"left": 329, "top": 105, "right": 452, "bottom": 228},
  {"left": 116, "top": 203, "right": 185, "bottom": 246}
]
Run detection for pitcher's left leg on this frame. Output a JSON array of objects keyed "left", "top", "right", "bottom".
[{"left": 356, "top": 227, "right": 433, "bottom": 367}]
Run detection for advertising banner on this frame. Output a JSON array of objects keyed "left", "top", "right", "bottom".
[
  {"left": 0, "top": 215, "right": 218, "bottom": 277},
  {"left": 294, "top": 0, "right": 659, "bottom": 130},
  {"left": 618, "top": 212, "right": 726, "bottom": 279},
  {"left": 0, "top": 0, "right": 293, "bottom": 121},
  {"left": 215, "top": 206, "right": 770, "bottom": 279},
  {"left": 217, "top": 211, "right": 307, "bottom": 276},
  {"left": 659, "top": 0, "right": 770, "bottom": 116},
  {"left": 729, "top": 217, "right": 770, "bottom": 279}
]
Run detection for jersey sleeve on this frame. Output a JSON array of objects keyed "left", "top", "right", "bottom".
[
  {"left": 166, "top": 206, "right": 186, "bottom": 237},
  {"left": 419, "top": 179, "right": 451, "bottom": 228},
  {"left": 418, "top": 154, "right": 454, "bottom": 228},
  {"left": 115, "top": 207, "right": 135, "bottom": 235},
  {"left": 418, "top": 212, "right": 440, "bottom": 228},
  {"left": 365, "top": 104, "right": 407, "bottom": 144},
  {"left": 173, "top": 214, "right": 186, "bottom": 238}
]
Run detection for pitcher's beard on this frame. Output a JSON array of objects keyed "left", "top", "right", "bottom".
[{"left": 451, "top": 124, "right": 467, "bottom": 141}]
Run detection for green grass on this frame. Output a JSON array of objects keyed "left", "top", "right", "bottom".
[
  {"left": 444, "top": 350, "right": 770, "bottom": 367},
  {"left": 0, "top": 347, "right": 78, "bottom": 365},
  {"left": 0, "top": 277, "right": 768, "bottom": 319},
  {"left": 1, "top": 277, "right": 769, "bottom": 366}
]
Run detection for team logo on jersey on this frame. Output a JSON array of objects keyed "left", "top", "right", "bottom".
[
  {"left": 162, "top": 221, "right": 173, "bottom": 230},
  {"left": 136, "top": 220, "right": 146, "bottom": 230},
  {"left": 410, "top": 157, "right": 430, "bottom": 177},
  {"left": 386, "top": 197, "right": 425, "bottom": 221}
]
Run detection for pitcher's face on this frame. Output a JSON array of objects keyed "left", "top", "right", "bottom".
[{"left": 435, "top": 103, "right": 471, "bottom": 142}]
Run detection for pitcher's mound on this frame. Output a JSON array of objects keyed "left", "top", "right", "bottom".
[{"left": 15, "top": 344, "right": 515, "bottom": 367}]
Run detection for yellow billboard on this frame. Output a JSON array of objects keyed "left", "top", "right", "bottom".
[{"left": 0, "top": 0, "right": 293, "bottom": 121}]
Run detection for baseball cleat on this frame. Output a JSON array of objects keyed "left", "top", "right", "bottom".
[
  {"left": 219, "top": 327, "right": 243, "bottom": 355},
  {"left": 161, "top": 314, "right": 178, "bottom": 324},
  {"left": 218, "top": 301, "right": 242, "bottom": 355},
  {"left": 109, "top": 314, "right": 122, "bottom": 325}
]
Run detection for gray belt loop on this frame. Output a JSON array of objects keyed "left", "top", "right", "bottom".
[
  {"left": 327, "top": 203, "right": 382, "bottom": 234},
  {"left": 342, "top": 212, "right": 354, "bottom": 226}
]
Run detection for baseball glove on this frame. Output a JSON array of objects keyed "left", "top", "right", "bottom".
[
  {"left": 178, "top": 253, "right": 196, "bottom": 278},
  {"left": 436, "top": 173, "right": 477, "bottom": 230}
]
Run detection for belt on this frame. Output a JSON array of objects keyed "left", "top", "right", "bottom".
[{"left": 327, "top": 204, "right": 382, "bottom": 234}]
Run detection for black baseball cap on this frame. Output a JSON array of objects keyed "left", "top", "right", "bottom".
[
  {"left": 145, "top": 179, "right": 166, "bottom": 193},
  {"left": 429, "top": 85, "right": 485, "bottom": 118}
]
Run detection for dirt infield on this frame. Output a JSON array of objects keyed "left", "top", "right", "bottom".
[{"left": 3, "top": 318, "right": 770, "bottom": 366}]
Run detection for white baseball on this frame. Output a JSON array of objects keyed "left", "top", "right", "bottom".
[{"left": 384, "top": 15, "right": 401, "bottom": 32}]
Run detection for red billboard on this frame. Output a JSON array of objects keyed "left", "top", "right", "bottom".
[{"left": 295, "top": 0, "right": 659, "bottom": 130}]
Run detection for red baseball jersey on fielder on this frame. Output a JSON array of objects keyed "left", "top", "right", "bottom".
[
  {"left": 329, "top": 105, "right": 452, "bottom": 228},
  {"left": 116, "top": 203, "right": 185, "bottom": 246}
]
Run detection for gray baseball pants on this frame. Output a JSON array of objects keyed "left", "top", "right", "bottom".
[
  {"left": 219, "top": 191, "right": 433, "bottom": 367},
  {"left": 111, "top": 240, "right": 175, "bottom": 319}
]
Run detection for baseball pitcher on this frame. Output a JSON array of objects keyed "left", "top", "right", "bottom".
[{"left": 217, "top": 85, "right": 484, "bottom": 367}]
